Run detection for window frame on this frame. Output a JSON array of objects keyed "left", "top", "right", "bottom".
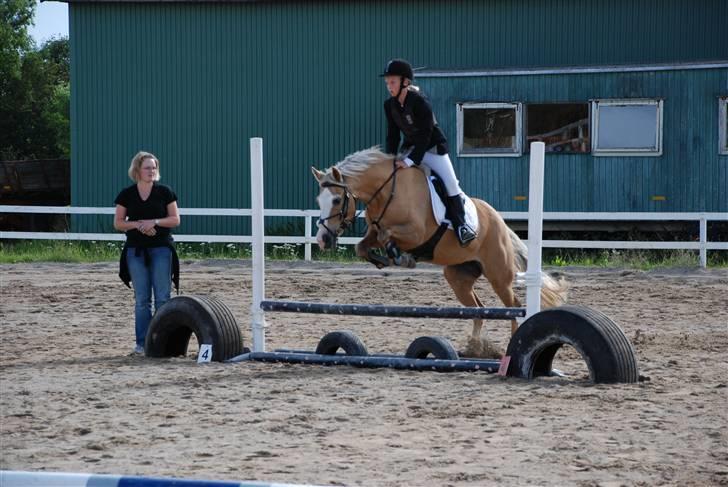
[
  {"left": 719, "top": 96, "right": 728, "bottom": 156},
  {"left": 456, "top": 102, "right": 523, "bottom": 158},
  {"left": 591, "top": 98, "right": 664, "bottom": 157}
]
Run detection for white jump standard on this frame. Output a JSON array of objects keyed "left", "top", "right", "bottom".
[{"left": 248, "top": 137, "right": 543, "bottom": 344}]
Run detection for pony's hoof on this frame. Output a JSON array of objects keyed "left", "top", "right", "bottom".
[
  {"left": 366, "top": 250, "right": 390, "bottom": 269},
  {"left": 479, "top": 339, "right": 504, "bottom": 360},
  {"left": 461, "top": 338, "right": 503, "bottom": 359},
  {"left": 392, "top": 254, "right": 417, "bottom": 269},
  {"left": 461, "top": 338, "right": 483, "bottom": 358},
  {"left": 397, "top": 255, "right": 417, "bottom": 269}
]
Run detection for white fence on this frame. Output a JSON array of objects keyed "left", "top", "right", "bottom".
[{"left": 1, "top": 205, "right": 726, "bottom": 267}]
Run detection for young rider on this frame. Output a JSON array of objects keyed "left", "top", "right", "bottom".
[{"left": 381, "top": 58, "right": 477, "bottom": 246}]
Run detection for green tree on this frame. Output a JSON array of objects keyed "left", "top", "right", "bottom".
[
  {"left": 1, "top": 0, "right": 35, "bottom": 158},
  {"left": 1, "top": 1, "right": 70, "bottom": 160},
  {"left": 0, "top": 0, "right": 34, "bottom": 81},
  {"left": 46, "top": 81, "right": 70, "bottom": 157},
  {"left": 13, "top": 37, "right": 71, "bottom": 158},
  {"left": 41, "top": 37, "right": 71, "bottom": 159}
]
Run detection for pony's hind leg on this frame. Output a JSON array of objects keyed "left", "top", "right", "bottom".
[
  {"left": 443, "top": 263, "right": 503, "bottom": 359},
  {"left": 478, "top": 230, "right": 523, "bottom": 336},
  {"left": 485, "top": 274, "right": 522, "bottom": 336}
]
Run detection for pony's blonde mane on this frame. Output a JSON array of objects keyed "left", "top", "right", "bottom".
[{"left": 333, "top": 146, "right": 391, "bottom": 177}]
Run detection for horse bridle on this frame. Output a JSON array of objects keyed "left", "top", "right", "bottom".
[
  {"left": 318, "top": 161, "right": 399, "bottom": 240},
  {"left": 317, "top": 181, "right": 356, "bottom": 238}
]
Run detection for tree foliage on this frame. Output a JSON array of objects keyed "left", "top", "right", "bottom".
[
  {"left": 1, "top": 0, "right": 70, "bottom": 160},
  {"left": 0, "top": 0, "right": 35, "bottom": 81}
]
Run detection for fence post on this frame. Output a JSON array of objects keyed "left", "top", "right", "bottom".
[
  {"left": 304, "top": 215, "right": 312, "bottom": 261},
  {"left": 525, "top": 142, "right": 545, "bottom": 320},
  {"left": 250, "top": 137, "right": 266, "bottom": 353},
  {"left": 699, "top": 216, "right": 707, "bottom": 268}
]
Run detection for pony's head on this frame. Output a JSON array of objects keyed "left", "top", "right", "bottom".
[
  {"left": 311, "top": 147, "right": 392, "bottom": 250},
  {"left": 310, "top": 165, "right": 356, "bottom": 250}
]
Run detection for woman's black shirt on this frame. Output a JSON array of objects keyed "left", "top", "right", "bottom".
[
  {"left": 115, "top": 182, "right": 180, "bottom": 290},
  {"left": 114, "top": 182, "right": 177, "bottom": 247}
]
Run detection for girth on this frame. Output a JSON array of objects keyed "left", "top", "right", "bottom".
[{"left": 406, "top": 222, "right": 449, "bottom": 262}]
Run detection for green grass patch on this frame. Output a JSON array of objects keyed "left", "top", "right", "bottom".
[
  {"left": 0, "top": 240, "right": 255, "bottom": 263},
  {"left": 0, "top": 240, "right": 123, "bottom": 263},
  {"left": 1, "top": 240, "right": 726, "bottom": 268},
  {"left": 175, "top": 242, "right": 252, "bottom": 260},
  {"left": 543, "top": 248, "right": 728, "bottom": 269}
]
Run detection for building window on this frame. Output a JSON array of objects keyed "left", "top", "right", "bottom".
[
  {"left": 457, "top": 103, "right": 522, "bottom": 157},
  {"left": 720, "top": 97, "right": 728, "bottom": 155},
  {"left": 591, "top": 99, "right": 663, "bottom": 156},
  {"left": 526, "top": 103, "right": 590, "bottom": 153}
]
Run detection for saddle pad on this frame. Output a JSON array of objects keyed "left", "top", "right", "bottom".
[{"left": 427, "top": 177, "right": 479, "bottom": 232}]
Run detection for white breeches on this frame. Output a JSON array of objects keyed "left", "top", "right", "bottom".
[{"left": 418, "top": 151, "right": 462, "bottom": 197}]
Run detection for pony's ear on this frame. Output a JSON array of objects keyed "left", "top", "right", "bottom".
[
  {"left": 331, "top": 166, "right": 343, "bottom": 182},
  {"left": 311, "top": 166, "right": 325, "bottom": 182}
]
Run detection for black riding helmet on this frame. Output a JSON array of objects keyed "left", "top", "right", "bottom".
[{"left": 380, "top": 59, "right": 414, "bottom": 80}]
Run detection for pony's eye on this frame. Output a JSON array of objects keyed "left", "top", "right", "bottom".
[{"left": 332, "top": 197, "right": 342, "bottom": 206}]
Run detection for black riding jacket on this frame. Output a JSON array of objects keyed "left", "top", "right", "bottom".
[{"left": 385, "top": 89, "right": 448, "bottom": 165}]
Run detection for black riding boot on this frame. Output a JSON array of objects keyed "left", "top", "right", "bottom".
[{"left": 446, "top": 195, "right": 477, "bottom": 247}]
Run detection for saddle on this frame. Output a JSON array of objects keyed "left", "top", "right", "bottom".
[
  {"left": 429, "top": 171, "right": 451, "bottom": 219},
  {"left": 421, "top": 167, "right": 479, "bottom": 232},
  {"left": 403, "top": 168, "right": 479, "bottom": 261}
]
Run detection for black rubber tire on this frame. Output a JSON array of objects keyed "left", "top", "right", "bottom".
[
  {"left": 145, "top": 295, "right": 244, "bottom": 362},
  {"left": 505, "top": 305, "right": 639, "bottom": 383},
  {"left": 405, "top": 336, "right": 459, "bottom": 360},
  {"left": 204, "top": 296, "right": 245, "bottom": 360},
  {"left": 315, "top": 330, "right": 369, "bottom": 356}
]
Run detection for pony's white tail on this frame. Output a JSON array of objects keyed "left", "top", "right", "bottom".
[{"left": 508, "top": 227, "right": 568, "bottom": 308}]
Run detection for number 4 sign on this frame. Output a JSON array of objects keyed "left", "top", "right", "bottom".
[{"left": 197, "top": 344, "right": 213, "bottom": 363}]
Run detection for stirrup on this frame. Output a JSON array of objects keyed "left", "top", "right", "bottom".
[{"left": 456, "top": 225, "right": 477, "bottom": 247}]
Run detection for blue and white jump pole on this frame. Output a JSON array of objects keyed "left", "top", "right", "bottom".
[
  {"left": 247, "top": 138, "right": 546, "bottom": 354},
  {"left": 0, "top": 470, "right": 326, "bottom": 487}
]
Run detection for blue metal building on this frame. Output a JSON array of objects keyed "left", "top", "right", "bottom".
[{"left": 62, "top": 0, "right": 727, "bottom": 234}]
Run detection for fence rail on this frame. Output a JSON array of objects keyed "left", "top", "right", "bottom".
[{"left": 1, "top": 205, "right": 726, "bottom": 267}]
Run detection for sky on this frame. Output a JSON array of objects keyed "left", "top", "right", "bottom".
[{"left": 28, "top": 0, "right": 69, "bottom": 45}]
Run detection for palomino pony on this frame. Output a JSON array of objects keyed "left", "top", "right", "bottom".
[{"left": 311, "top": 147, "right": 567, "bottom": 356}]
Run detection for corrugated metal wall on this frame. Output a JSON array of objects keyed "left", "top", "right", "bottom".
[
  {"left": 69, "top": 0, "right": 728, "bottom": 233},
  {"left": 420, "top": 67, "right": 728, "bottom": 212}
]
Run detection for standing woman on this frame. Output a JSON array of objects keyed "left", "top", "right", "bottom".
[
  {"left": 114, "top": 151, "right": 180, "bottom": 354},
  {"left": 381, "top": 58, "right": 477, "bottom": 246}
]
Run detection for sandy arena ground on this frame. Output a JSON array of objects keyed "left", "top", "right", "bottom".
[{"left": 1, "top": 260, "right": 727, "bottom": 486}]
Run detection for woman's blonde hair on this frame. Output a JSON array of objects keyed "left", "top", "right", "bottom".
[{"left": 128, "top": 151, "right": 161, "bottom": 182}]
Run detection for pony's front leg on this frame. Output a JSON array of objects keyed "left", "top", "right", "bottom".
[
  {"left": 357, "top": 227, "right": 389, "bottom": 269},
  {"left": 377, "top": 228, "right": 416, "bottom": 269},
  {"left": 355, "top": 226, "right": 378, "bottom": 258}
]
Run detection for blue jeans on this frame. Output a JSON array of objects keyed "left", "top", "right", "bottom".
[{"left": 126, "top": 246, "right": 172, "bottom": 347}]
